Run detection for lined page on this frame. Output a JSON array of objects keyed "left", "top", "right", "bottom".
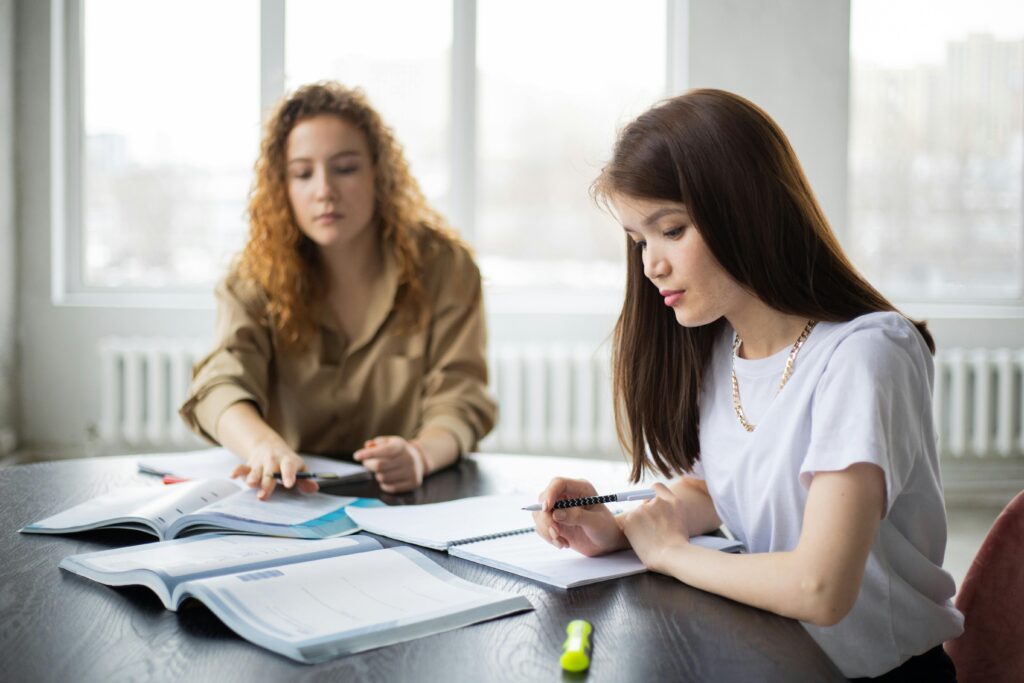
[
  {"left": 346, "top": 495, "right": 535, "bottom": 549},
  {"left": 450, "top": 532, "right": 646, "bottom": 589}
]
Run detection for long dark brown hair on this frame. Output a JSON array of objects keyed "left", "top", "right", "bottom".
[{"left": 595, "top": 89, "right": 934, "bottom": 482}]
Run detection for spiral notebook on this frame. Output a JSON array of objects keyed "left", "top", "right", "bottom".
[{"left": 346, "top": 495, "right": 742, "bottom": 589}]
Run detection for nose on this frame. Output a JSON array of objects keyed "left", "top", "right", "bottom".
[
  {"left": 314, "top": 167, "right": 335, "bottom": 201},
  {"left": 643, "top": 244, "right": 669, "bottom": 281}
]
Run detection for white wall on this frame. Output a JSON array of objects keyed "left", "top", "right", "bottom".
[
  {"left": 687, "top": 0, "right": 850, "bottom": 239},
  {"left": 13, "top": 0, "right": 1024, "bottom": 457},
  {"left": 1, "top": 0, "right": 17, "bottom": 455}
]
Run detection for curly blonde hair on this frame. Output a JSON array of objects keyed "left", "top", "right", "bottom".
[{"left": 238, "top": 81, "right": 459, "bottom": 349}]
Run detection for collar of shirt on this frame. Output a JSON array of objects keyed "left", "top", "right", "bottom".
[{"left": 316, "top": 246, "right": 402, "bottom": 355}]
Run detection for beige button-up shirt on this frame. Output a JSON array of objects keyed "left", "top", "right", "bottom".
[{"left": 179, "top": 236, "right": 497, "bottom": 456}]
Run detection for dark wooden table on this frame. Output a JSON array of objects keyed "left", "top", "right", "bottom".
[{"left": 0, "top": 453, "right": 844, "bottom": 682}]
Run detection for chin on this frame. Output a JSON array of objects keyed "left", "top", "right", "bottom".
[{"left": 673, "top": 307, "right": 715, "bottom": 328}]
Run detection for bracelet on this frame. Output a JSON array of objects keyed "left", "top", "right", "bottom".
[{"left": 408, "top": 440, "right": 430, "bottom": 477}]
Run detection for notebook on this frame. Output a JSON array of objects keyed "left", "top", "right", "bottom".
[
  {"left": 59, "top": 533, "right": 532, "bottom": 663},
  {"left": 346, "top": 495, "right": 744, "bottom": 589},
  {"left": 136, "top": 448, "right": 371, "bottom": 484},
  {"left": 20, "top": 479, "right": 381, "bottom": 540}
]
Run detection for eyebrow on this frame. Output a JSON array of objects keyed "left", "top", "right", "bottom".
[
  {"left": 642, "top": 207, "right": 689, "bottom": 226},
  {"left": 287, "top": 150, "right": 362, "bottom": 165}
]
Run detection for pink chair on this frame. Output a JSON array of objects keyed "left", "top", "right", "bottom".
[{"left": 945, "top": 489, "right": 1024, "bottom": 683}]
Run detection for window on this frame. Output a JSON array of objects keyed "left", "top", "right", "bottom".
[
  {"left": 61, "top": 0, "right": 669, "bottom": 300},
  {"left": 848, "top": 0, "right": 1024, "bottom": 302},
  {"left": 81, "top": 0, "right": 260, "bottom": 289},
  {"left": 476, "top": 0, "right": 664, "bottom": 289}
]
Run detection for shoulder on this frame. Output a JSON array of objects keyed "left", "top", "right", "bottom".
[
  {"left": 217, "top": 271, "right": 270, "bottom": 321},
  {"left": 819, "top": 312, "right": 932, "bottom": 387},
  {"left": 415, "top": 226, "right": 482, "bottom": 286}
]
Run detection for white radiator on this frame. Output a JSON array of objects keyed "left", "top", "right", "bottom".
[
  {"left": 98, "top": 337, "right": 210, "bottom": 447},
  {"left": 933, "top": 348, "right": 1024, "bottom": 458},
  {"left": 97, "top": 337, "right": 1024, "bottom": 460}
]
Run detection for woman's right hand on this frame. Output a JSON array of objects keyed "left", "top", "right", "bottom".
[
  {"left": 532, "top": 477, "right": 630, "bottom": 557},
  {"left": 230, "top": 441, "right": 319, "bottom": 500}
]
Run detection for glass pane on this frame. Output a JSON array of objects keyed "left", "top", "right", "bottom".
[
  {"left": 83, "top": 0, "right": 259, "bottom": 288},
  {"left": 849, "top": 0, "right": 1024, "bottom": 300},
  {"left": 285, "top": 0, "right": 452, "bottom": 217},
  {"left": 477, "top": 0, "right": 666, "bottom": 289}
]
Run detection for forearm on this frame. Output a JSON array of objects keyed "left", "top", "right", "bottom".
[
  {"left": 655, "top": 543, "right": 850, "bottom": 626},
  {"left": 216, "top": 401, "right": 288, "bottom": 459},
  {"left": 412, "top": 425, "right": 460, "bottom": 475}
]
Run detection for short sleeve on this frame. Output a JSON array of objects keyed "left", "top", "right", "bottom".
[
  {"left": 800, "top": 323, "right": 932, "bottom": 514},
  {"left": 178, "top": 276, "right": 274, "bottom": 444}
]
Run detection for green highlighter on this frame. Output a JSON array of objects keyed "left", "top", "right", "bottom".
[{"left": 560, "top": 619, "right": 593, "bottom": 672}]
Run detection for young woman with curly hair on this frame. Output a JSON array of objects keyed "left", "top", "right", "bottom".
[
  {"left": 181, "top": 82, "right": 496, "bottom": 497},
  {"left": 532, "top": 90, "right": 962, "bottom": 680}
]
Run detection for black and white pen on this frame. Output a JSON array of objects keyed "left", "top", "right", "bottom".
[{"left": 521, "top": 489, "right": 656, "bottom": 511}]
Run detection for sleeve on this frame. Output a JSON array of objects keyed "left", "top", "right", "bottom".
[
  {"left": 178, "top": 277, "right": 274, "bottom": 444},
  {"left": 800, "top": 323, "right": 932, "bottom": 514},
  {"left": 418, "top": 244, "right": 498, "bottom": 453}
]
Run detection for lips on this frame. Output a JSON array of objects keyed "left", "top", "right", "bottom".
[
  {"left": 315, "top": 212, "right": 343, "bottom": 223},
  {"left": 659, "top": 289, "right": 684, "bottom": 307}
]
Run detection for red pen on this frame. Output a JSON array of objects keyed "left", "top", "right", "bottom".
[{"left": 162, "top": 475, "right": 190, "bottom": 484}]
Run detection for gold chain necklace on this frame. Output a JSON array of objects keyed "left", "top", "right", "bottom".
[{"left": 731, "top": 320, "right": 817, "bottom": 432}]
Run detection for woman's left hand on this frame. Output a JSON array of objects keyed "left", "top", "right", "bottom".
[
  {"left": 620, "top": 482, "right": 691, "bottom": 573},
  {"left": 353, "top": 436, "right": 428, "bottom": 493}
]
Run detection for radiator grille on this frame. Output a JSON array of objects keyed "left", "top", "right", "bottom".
[{"left": 97, "top": 337, "right": 1024, "bottom": 459}]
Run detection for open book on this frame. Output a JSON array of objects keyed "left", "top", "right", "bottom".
[
  {"left": 347, "top": 495, "right": 743, "bottom": 589},
  {"left": 20, "top": 479, "right": 381, "bottom": 540},
  {"left": 59, "top": 534, "right": 532, "bottom": 663},
  {"left": 136, "top": 448, "right": 370, "bottom": 484}
]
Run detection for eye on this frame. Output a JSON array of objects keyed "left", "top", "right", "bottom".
[
  {"left": 664, "top": 224, "right": 688, "bottom": 239},
  {"left": 633, "top": 240, "right": 647, "bottom": 251},
  {"left": 333, "top": 165, "right": 359, "bottom": 175},
  {"left": 290, "top": 170, "right": 312, "bottom": 180}
]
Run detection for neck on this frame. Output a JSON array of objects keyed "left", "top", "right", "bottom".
[
  {"left": 727, "top": 299, "right": 811, "bottom": 360},
  {"left": 319, "top": 226, "right": 384, "bottom": 294}
]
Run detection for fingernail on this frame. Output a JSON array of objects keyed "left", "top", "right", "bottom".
[
  {"left": 548, "top": 527, "right": 558, "bottom": 540},
  {"left": 553, "top": 510, "right": 566, "bottom": 522}
]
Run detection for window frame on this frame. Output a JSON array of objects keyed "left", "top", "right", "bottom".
[
  {"left": 52, "top": 0, "right": 687, "bottom": 310},
  {"left": 54, "top": 0, "right": 1021, "bottom": 317}
]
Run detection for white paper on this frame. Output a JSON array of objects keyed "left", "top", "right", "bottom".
[
  {"left": 24, "top": 480, "right": 237, "bottom": 534},
  {"left": 196, "top": 487, "right": 360, "bottom": 526},
  {"left": 452, "top": 532, "right": 646, "bottom": 587},
  {"left": 25, "top": 486, "right": 162, "bottom": 530},
  {"left": 346, "top": 494, "right": 535, "bottom": 548},
  {"left": 78, "top": 535, "right": 365, "bottom": 577},
  {"left": 201, "top": 548, "right": 513, "bottom": 641},
  {"left": 137, "top": 448, "right": 368, "bottom": 482}
]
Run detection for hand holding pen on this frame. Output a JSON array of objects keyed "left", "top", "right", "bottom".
[
  {"left": 531, "top": 477, "right": 634, "bottom": 556},
  {"left": 522, "top": 489, "right": 656, "bottom": 511}
]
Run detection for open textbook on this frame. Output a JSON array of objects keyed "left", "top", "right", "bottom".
[
  {"left": 20, "top": 479, "right": 381, "bottom": 540},
  {"left": 347, "top": 495, "right": 744, "bottom": 589},
  {"left": 59, "top": 534, "right": 532, "bottom": 664},
  {"left": 136, "top": 448, "right": 370, "bottom": 484}
]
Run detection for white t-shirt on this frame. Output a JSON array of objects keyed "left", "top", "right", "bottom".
[{"left": 691, "top": 311, "right": 963, "bottom": 678}]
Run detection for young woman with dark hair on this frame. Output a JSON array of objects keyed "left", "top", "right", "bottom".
[{"left": 532, "top": 89, "right": 962, "bottom": 680}]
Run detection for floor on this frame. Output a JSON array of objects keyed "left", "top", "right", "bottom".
[{"left": 944, "top": 504, "right": 1004, "bottom": 594}]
